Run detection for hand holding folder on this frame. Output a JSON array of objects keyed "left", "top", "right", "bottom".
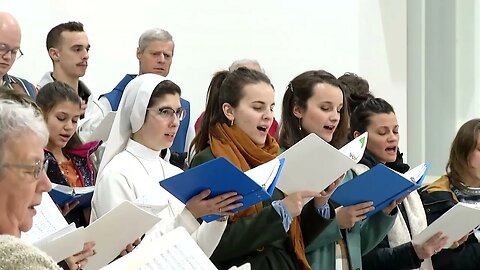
[
  {"left": 331, "top": 163, "right": 430, "bottom": 217},
  {"left": 412, "top": 202, "right": 480, "bottom": 249},
  {"left": 276, "top": 132, "right": 368, "bottom": 200},
  {"left": 49, "top": 184, "right": 94, "bottom": 209},
  {"left": 160, "top": 157, "right": 285, "bottom": 222}
]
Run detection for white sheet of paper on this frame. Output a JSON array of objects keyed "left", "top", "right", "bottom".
[
  {"left": 21, "top": 193, "right": 85, "bottom": 262},
  {"left": 100, "top": 227, "right": 217, "bottom": 270},
  {"left": 88, "top": 111, "right": 116, "bottom": 142},
  {"left": 401, "top": 163, "right": 428, "bottom": 183},
  {"left": 412, "top": 202, "right": 480, "bottom": 248},
  {"left": 21, "top": 193, "right": 69, "bottom": 243},
  {"left": 36, "top": 225, "right": 86, "bottom": 262},
  {"left": 244, "top": 158, "right": 280, "bottom": 190},
  {"left": 228, "top": 263, "right": 251, "bottom": 270},
  {"left": 52, "top": 183, "right": 95, "bottom": 195},
  {"left": 277, "top": 132, "right": 368, "bottom": 199},
  {"left": 83, "top": 201, "right": 161, "bottom": 270}
]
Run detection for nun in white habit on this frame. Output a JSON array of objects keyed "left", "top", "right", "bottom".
[{"left": 91, "top": 74, "right": 243, "bottom": 256}]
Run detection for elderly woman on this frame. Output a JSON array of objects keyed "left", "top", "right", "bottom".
[{"left": 0, "top": 99, "right": 56, "bottom": 269}]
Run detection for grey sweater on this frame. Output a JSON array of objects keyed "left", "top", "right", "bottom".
[{"left": 0, "top": 235, "right": 60, "bottom": 270}]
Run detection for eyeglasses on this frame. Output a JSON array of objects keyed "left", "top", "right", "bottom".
[
  {"left": 2, "top": 159, "right": 49, "bottom": 180},
  {"left": 0, "top": 43, "right": 24, "bottom": 60},
  {"left": 147, "top": 107, "right": 187, "bottom": 121}
]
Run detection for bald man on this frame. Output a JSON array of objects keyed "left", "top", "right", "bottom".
[{"left": 0, "top": 12, "right": 37, "bottom": 97}]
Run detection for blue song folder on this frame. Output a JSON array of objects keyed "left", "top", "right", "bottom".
[
  {"left": 160, "top": 157, "right": 285, "bottom": 222},
  {"left": 49, "top": 185, "right": 94, "bottom": 209},
  {"left": 331, "top": 163, "right": 430, "bottom": 216}
]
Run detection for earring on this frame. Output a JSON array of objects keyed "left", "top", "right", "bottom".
[
  {"left": 230, "top": 118, "right": 234, "bottom": 126},
  {"left": 298, "top": 118, "right": 302, "bottom": 131}
]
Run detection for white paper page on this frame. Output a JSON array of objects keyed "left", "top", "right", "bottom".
[
  {"left": 88, "top": 111, "right": 116, "bottom": 142},
  {"left": 21, "top": 193, "right": 69, "bottom": 243},
  {"left": 228, "top": 263, "right": 251, "bottom": 270},
  {"left": 244, "top": 158, "right": 280, "bottom": 190},
  {"left": 36, "top": 226, "right": 86, "bottom": 262},
  {"left": 83, "top": 201, "right": 161, "bottom": 270},
  {"left": 402, "top": 163, "right": 428, "bottom": 183},
  {"left": 277, "top": 133, "right": 364, "bottom": 198},
  {"left": 412, "top": 203, "right": 480, "bottom": 248},
  {"left": 338, "top": 132, "right": 368, "bottom": 163},
  {"left": 52, "top": 184, "right": 95, "bottom": 195},
  {"left": 100, "top": 227, "right": 217, "bottom": 270}
]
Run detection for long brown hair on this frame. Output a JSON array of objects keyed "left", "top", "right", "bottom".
[
  {"left": 279, "top": 70, "right": 349, "bottom": 149},
  {"left": 36, "top": 81, "right": 83, "bottom": 150},
  {"left": 447, "top": 119, "right": 480, "bottom": 181},
  {"left": 189, "top": 68, "right": 271, "bottom": 156}
]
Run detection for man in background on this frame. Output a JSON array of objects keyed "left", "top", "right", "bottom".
[
  {"left": 99, "top": 28, "right": 193, "bottom": 168},
  {"left": 0, "top": 12, "right": 36, "bottom": 97},
  {"left": 38, "top": 21, "right": 106, "bottom": 140}
]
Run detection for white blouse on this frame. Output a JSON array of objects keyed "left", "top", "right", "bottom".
[{"left": 91, "top": 139, "right": 226, "bottom": 256}]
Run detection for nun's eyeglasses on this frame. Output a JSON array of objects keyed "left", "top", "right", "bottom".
[{"left": 147, "top": 107, "right": 187, "bottom": 121}]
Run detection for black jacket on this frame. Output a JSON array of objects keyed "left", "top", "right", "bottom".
[
  {"left": 420, "top": 182, "right": 480, "bottom": 270},
  {"left": 359, "top": 150, "right": 423, "bottom": 270}
]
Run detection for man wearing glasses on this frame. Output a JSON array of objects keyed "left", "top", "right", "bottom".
[{"left": 0, "top": 12, "right": 37, "bottom": 97}]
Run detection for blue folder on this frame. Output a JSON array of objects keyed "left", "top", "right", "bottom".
[
  {"left": 160, "top": 157, "right": 285, "bottom": 222},
  {"left": 331, "top": 163, "right": 430, "bottom": 217},
  {"left": 49, "top": 187, "right": 94, "bottom": 209}
]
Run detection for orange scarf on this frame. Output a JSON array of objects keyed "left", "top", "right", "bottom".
[{"left": 209, "top": 123, "right": 312, "bottom": 270}]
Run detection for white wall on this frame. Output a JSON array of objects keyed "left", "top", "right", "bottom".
[{"left": 2, "top": 0, "right": 407, "bottom": 151}]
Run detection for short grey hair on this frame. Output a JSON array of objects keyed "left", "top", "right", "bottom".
[
  {"left": 138, "top": 28, "right": 174, "bottom": 52},
  {"left": 0, "top": 100, "right": 49, "bottom": 168},
  {"left": 229, "top": 59, "right": 265, "bottom": 73}
]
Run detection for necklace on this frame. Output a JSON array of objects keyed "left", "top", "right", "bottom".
[{"left": 125, "top": 149, "right": 166, "bottom": 180}]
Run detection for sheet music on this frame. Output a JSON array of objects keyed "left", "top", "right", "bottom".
[
  {"left": 21, "top": 193, "right": 85, "bottom": 262},
  {"left": 412, "top": 202, "right": 480, "bottom": 248},
  {"left": 244, "top": 158, "right": 280, "bottom": 189},
  {"left": 21, "top": 193, "right": 69, "bottom": 243},
  {"left": 100, "top": 227, "right": 217, "bottom": 270},
  {"left": 52, "top": 183, "right": 95, "bottom": 195},
  {"left": 402, "top": 163, "right": 428, "bottom": 183},
  {"left": 277, "top": 132, "right": 367, "bottom": 199},
  {"left": 83, "top": 201, "right": 161, "bottom": 270}
]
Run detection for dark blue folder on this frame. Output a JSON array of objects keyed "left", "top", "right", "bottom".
[
  {"left": 160, "top": 157, "right": 285, "bottom": 222},
  {"left": 49, "top": 186, "right": 94, "bottom": 209},
  {"left": 331, "top": 163, "right": 430, "bottom": 217}
]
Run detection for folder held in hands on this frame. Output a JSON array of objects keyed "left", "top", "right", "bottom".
[{"left": 160, "top": 157, "right": 285, "bottom": 222}]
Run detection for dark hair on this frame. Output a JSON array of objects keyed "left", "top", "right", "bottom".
[
  {"left": 349, "top": 97, "right": 395, "bottom": 136},
  {"left": 147, "top": 80, "right": 182, "bottom": 108},
  {"left": 0, "top": 87, "right": 41, "bottom": 115},
  {"left": 279, "top": 70, "right": 349, "bottom": 149},
  {"left": 338, "top": 72, "right": 374, "bottom": 116},
  {"left": 190, "top": 67, "right": 271, "bottom": 155},
  {"left": 446, "top": 119, "right": 480, "bottom": 182},
  {"left": 36, "top": 81, "right": 83, "bottom": 150},
  {"left": 46, "top": 21, "right": 84, "bottom": 51}
]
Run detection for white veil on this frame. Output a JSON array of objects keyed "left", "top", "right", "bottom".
[{"left": 98, "top": 74, "right": 167, "bottom": 174}]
